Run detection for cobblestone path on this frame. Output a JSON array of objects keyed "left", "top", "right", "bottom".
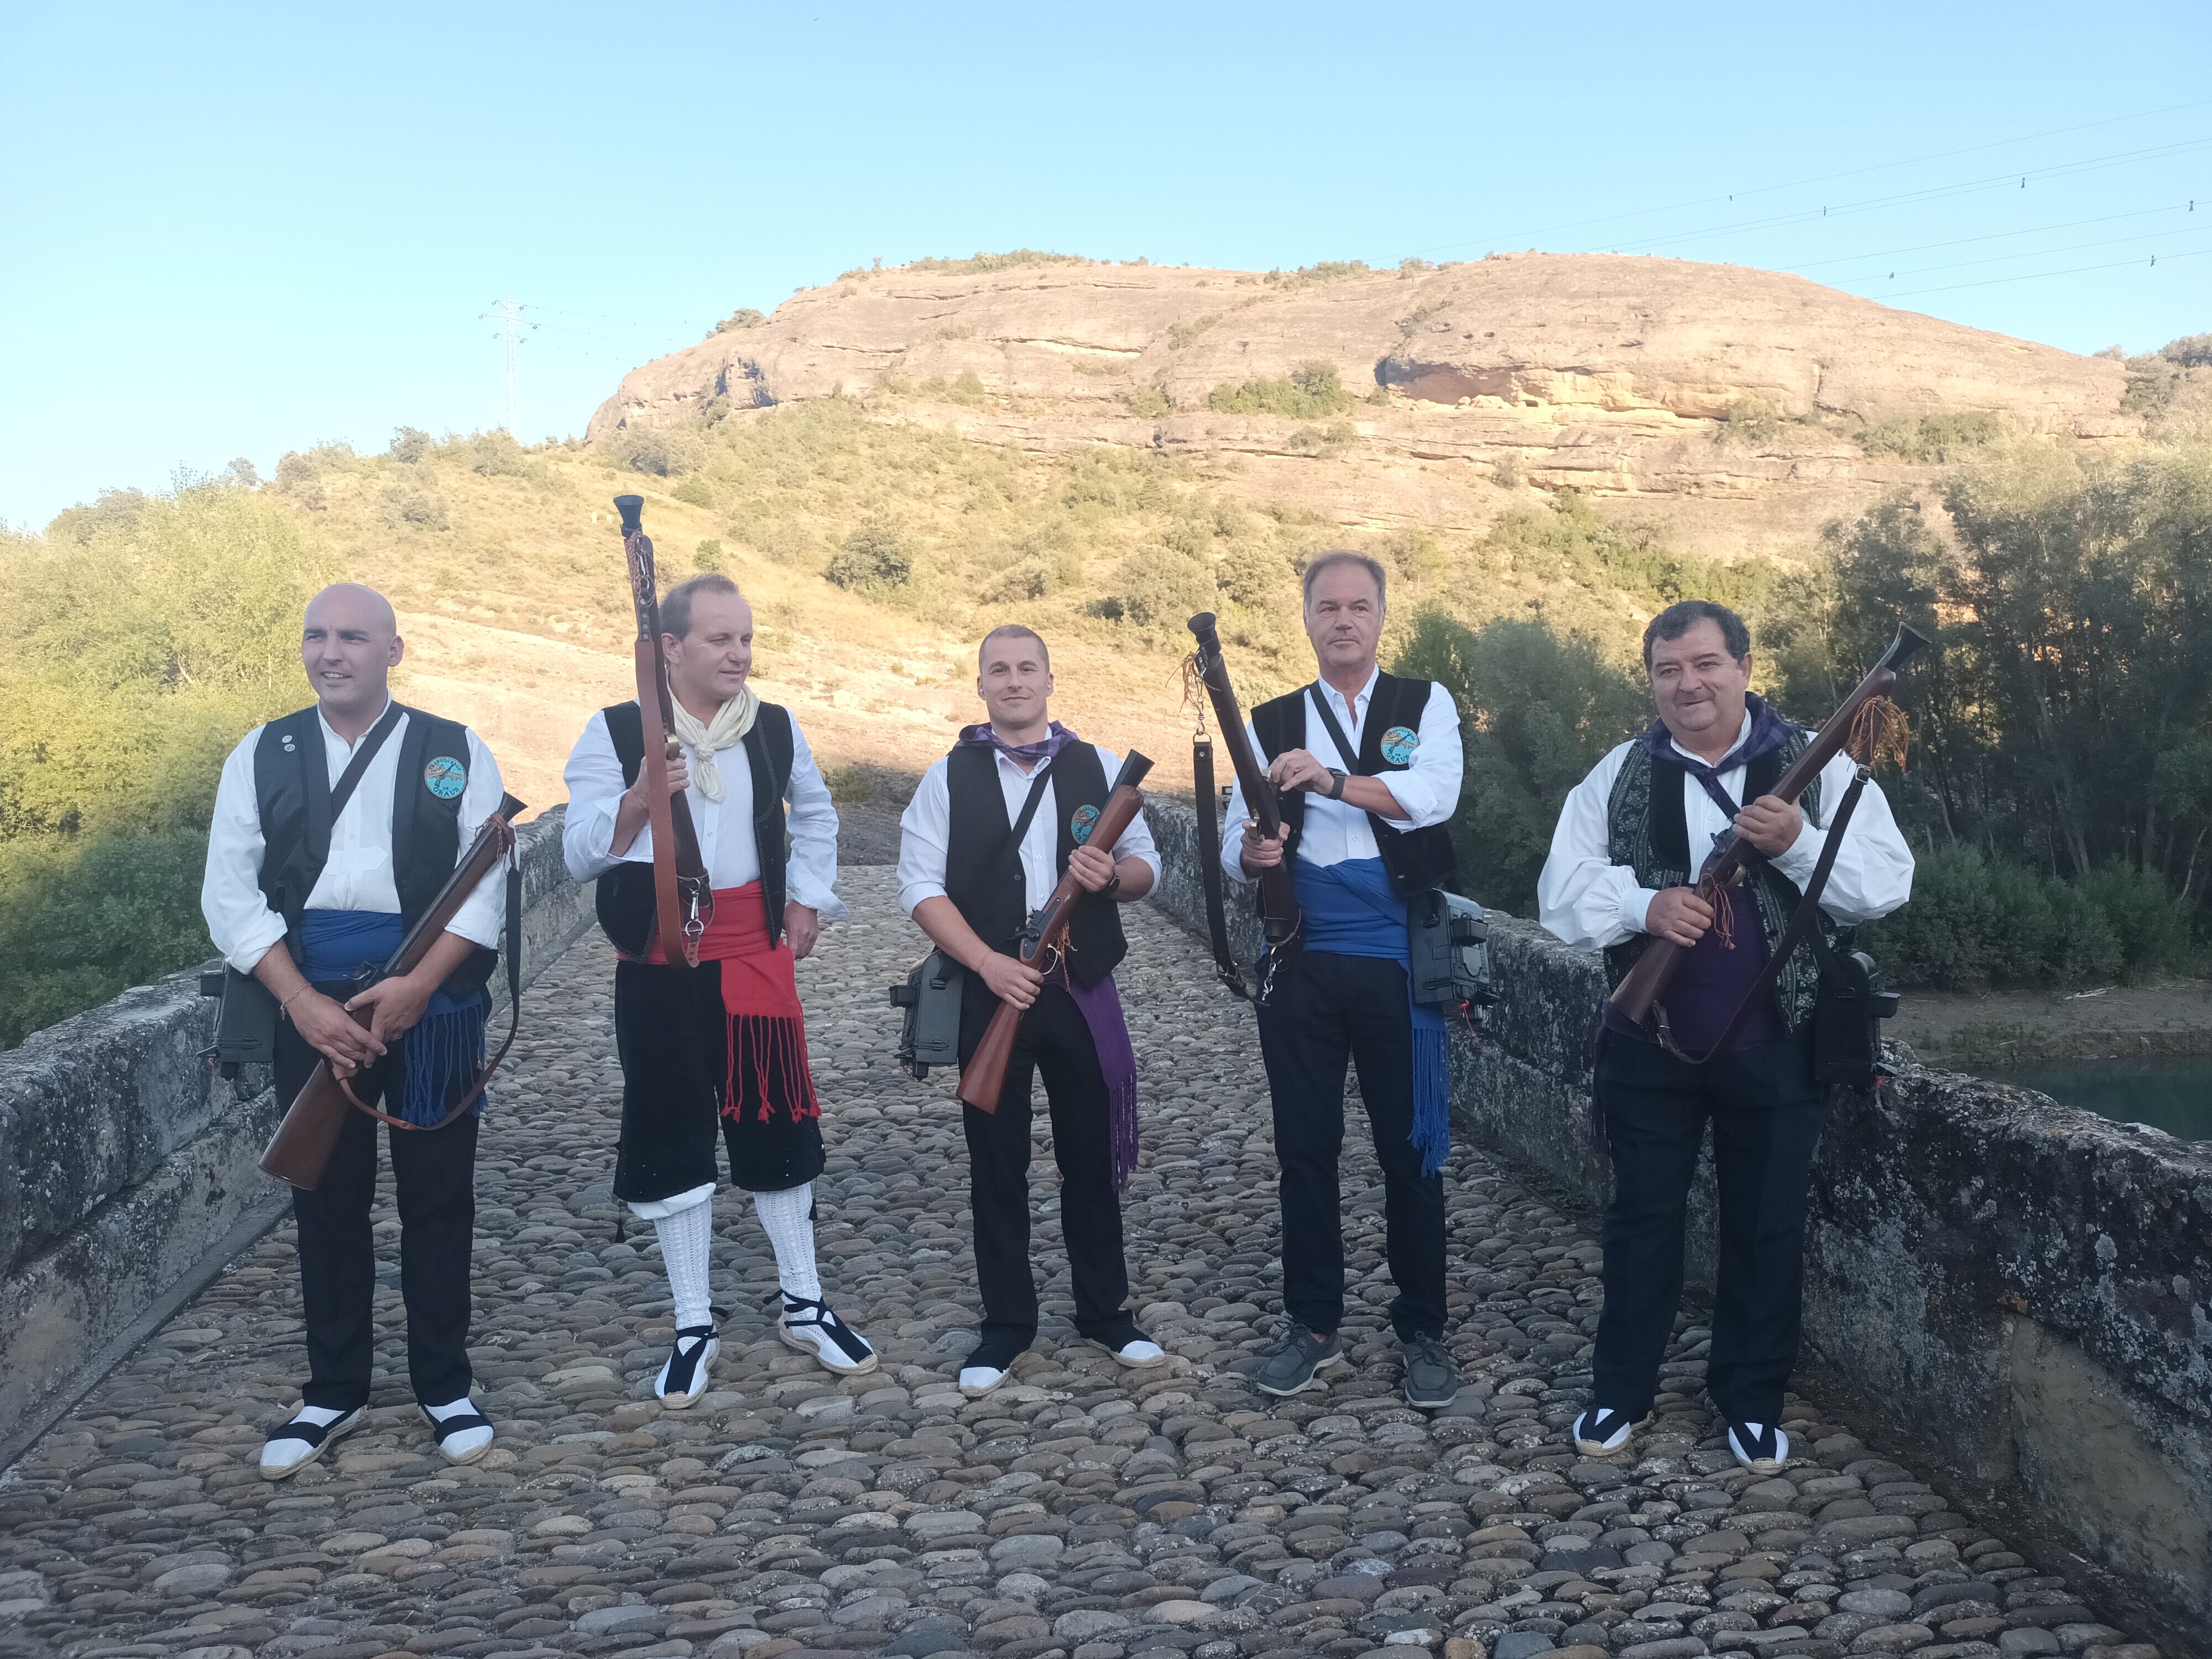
[{"left": 0, "top": 871, "right": 2162, "bottom": 1659}]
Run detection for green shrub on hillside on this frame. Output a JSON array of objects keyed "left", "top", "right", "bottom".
[
  {"left": 1855, "top": 409, "right": 2004, "bottom": 463},
  {"left": 615, "top": 427, "right": 704, "bottom": 477},
  {"left": 714, "top": 307, "right": 767, "bottom": 333},
  {"left": 1104, "top": 544, "right": 1212, "bottom": 628},
  {"left": 390, "top": 426, "right": 432, "bottom": 463},
  {"left": 378, "top": 483, "right": 450, "bottom": 531},
  {"left": 672, "top": 476, "right": 715, "bottom": 508},
  {"left": 1121, "top": 383, "right": 1173, "bottom": 418},
  {"left": 825, "top": 520, "right": 914, "bottom": 592},
  {"left": 1, "top": 481, "right": 335, "bottom": 1046},
  {"left": 1207, "top": 363, "right": 1353, "bottom": 419}
]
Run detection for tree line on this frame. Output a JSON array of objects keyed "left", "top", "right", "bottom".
[{"left": 1400, "top": 442, "right": 2212, "bottom": 988}]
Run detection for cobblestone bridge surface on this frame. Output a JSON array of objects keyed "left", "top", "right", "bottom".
[{"left": 0, "top": 870, "right": 2164, "bottom": 1659}]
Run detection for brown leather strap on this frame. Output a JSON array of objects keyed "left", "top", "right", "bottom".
[{"left": 1655, "top": 768, "right": 1870, "bottom": 1065}]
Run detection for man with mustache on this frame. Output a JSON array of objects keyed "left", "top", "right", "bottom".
[
  {"left": 564, "top": 573, "right": 874, "bottom": 1407},
  {"left": 1538, "top": 601, "right": 1913, "bottom": 1473},
  {"left": 1222, "top": 552, "right": 1467, "bottom": 1408},
  {"left": 202, "top": 583, "right": 510, "bottom": 1478}
]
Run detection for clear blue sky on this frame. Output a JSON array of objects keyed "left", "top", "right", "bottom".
[{"left": 3, "top": 2, "right": 2207, "bottom": 528}]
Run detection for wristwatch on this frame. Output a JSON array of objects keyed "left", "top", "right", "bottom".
[
  {"left": 1102, "top": 870, "right": 1123, "bottom": 898},
  {"left": 1324, "top": 768, "right": 1348, "bottom": 800}
]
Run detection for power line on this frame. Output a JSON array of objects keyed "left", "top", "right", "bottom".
[
  {"left": 480, "top": 299, "right": 539, "bottom": 434},
  {"left": 1594, "top": 138, "right": 2212, "bottom": 257},
  {"left": 1879, "top": 246, "right": 2211, "bottom": 301},
  {"left": 1411, "top": 97, "right": 2212, "bottom": 257},
  {"left": 1837, "top": 222, "right": 2212, "bottom": 288},
  {"left": 1778, "top": 199, "right": 2202, "bottom": 274}
]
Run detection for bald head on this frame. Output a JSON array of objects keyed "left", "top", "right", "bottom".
[{"left": 301, "top": 583, "right": 405, "bottom": 730}]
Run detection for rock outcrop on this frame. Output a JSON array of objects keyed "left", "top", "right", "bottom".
[{"left": 590, "top": 253, "right": 2131, "bottom": 552}]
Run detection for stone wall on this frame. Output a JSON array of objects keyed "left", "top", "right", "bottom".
[
  {"left": 0, "top": 806, "right": 594, "bottom": 1456},
  {"left": 1145, "top": 796, "right": 2212, "bottom": 1648}
]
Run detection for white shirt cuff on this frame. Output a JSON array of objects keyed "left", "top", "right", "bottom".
[
  {"left": 1624, "top": 887, "right": 1661, "bottom": 937},
  {"left": 225, "top": 919, "right": 287, "bottom": 977},
  {"left": 1768, "top": 820, "right": 1824, "bottom": 885}
]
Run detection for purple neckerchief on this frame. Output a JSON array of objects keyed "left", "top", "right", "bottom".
[
  {"left": 1054, "top": 963, "right": 1142, "bottom": 1193},
  {"left": 1639, "top": 692, "right": 1795, "bottom": 820},
  {"left": 957, "top": 719, "right": 1077, "bottom": 769}
]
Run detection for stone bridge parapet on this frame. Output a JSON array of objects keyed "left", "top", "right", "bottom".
[
  {"left": 0, "top": 805, "right": 593, "bottom": 1463},
  {"left": 1144, "top": 794, "right": 2212, "bottom": 1648}
]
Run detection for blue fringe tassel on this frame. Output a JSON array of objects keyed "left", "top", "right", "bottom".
[
  {"left": 400, "top": 992, "right": 489, "bottom": 1125},
  {"left": 1410, "top": 1013, "right": 1450, "bottom": 1177}
]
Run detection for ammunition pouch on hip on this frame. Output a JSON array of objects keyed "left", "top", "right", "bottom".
[
  {"left": 889, "top": 950, "right": 964, "bottom": 1080},
  {"left": 1407, "top": 888, "right": 1497, "bottom": 1015}
]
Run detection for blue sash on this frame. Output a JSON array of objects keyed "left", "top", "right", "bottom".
[
  {"left": 1290, "top": 858, "right": 1450, "bottom": 1176},
  {"left": 299, "top": 910, "right": 489, "bottom": 1125}
]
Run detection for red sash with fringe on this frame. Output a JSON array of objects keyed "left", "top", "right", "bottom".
[{"left": 645, "top": 881, "right": 820, "bottom": 1124}]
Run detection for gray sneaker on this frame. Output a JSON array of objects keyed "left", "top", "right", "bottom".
[
  {"left": 1253, "top": 1323, "right": 1344, "bottom": 1397},
  {"left": 1401, "top": 1334, "right": 1459, "bottom": 1410}
]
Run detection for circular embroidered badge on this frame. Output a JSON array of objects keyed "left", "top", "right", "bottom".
[
  {"left": 1380, "top": 725, "right": 1421, "bottom": 766},
  {"left": 423, "top": 755, "right": 468, "bottom": 800},
  {"left": 1070, "top": 804, "right": 1101, "bottom": 844}
]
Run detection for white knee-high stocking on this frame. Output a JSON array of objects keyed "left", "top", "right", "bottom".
[
  {"left": 754, "top": 1183, "right": 822, "bottom": 1303},
  {"left": 651, "top": 1194, "right": 715, "bottom": 1330}
]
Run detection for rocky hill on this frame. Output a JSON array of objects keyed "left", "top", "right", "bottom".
[{"left": 591, "top": 251, "right": 2131, "bottom": 555}]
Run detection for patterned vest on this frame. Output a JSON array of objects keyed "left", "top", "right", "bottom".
[{"left": 1601, "top": 729, "right": 1843, "bottom": 1036}]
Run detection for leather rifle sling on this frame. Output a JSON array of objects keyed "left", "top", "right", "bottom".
[
  {"left": 326, "top": 702, "right": 406, "bottom": 825},
  {"left": 1191, "top": 736, "right": 1251, "bottom": 999},
  {"left": 1652, "top": 769, "right": 1870, "bottom": 1065}
]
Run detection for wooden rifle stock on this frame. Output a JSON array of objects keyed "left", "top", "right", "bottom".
[
  {"left": 259, "top": 792, "right": 526, "bottom": 1191},
  {"left": 956, "top": 754, "right": 1154, "bottom": 1113},
  {"left": 615, "top": 494, "right": 713, "bottom": 966},
  {"left": 1186, "top": 613, "right": 1300, "bottom": 950},
  {"left": 1609, "top": 622, "right": 1933, "bottom": 1029}
]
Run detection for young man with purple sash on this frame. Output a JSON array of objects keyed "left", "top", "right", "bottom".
[
  {"left": 896, "top": 624, "right": 1165, "bottom": 1398},
  {"left": 201, "top": 585, "right": 508, "bottom": 1479},
  {"left": 1538, "top": 601, "right": 1913, "bottom": 1473}
]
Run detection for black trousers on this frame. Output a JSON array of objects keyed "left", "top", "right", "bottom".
[
  {"left": 276, "top": 1016, "right": 478, "bottom": 1412},
  {"left": 1593, "top": 1031, "right": 1828, "bottom": 1425},
  {"left": 1256, "top": 950, "right": 1447, "bottom": 1342},
  {"left": 959, "top": 980, "right": 1137, "bottom": 1360}
]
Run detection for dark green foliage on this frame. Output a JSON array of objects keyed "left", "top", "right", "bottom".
[
  {"left": 671, "top": 476, "right": 715, "bottom": 508},
  {"left": 695, "top": 538, "right": 723, "bottom": 571},
  {"left": 1207, "top": 363, "right": 1353, "bottom": 419},
  {"left": 1391, "top": 609, "right": 1644, "bottom": 914},
  {"left": 2, "top": 481, "right": 332, "bottom": 1046},
  {"left": 615, "top": 427, "right": 703, "bottom": 477},
  {"left": 825, "top": 520, "right": 914, "bottom": 592},
  {"left": 1484, "top": 491, "right": 1775, "bottom": 617},
  {"left": 468, "top": 431, "right": 534, "bottom": 477},
  {"left": 390, "top": 426, "right": 432, "bottom": 463},
  {"left": 1855, "top": 409, "right": 2004, "bottom": 462},
  {"left": 1105, "top": 543, "right": 1212, "bottom": 628},
  {"left": 1858, "top": 847, "right": 2171, "bottom": 988},
  {"left": 378, "top": 483, "right": 450, "bottom": 531},
  {"left": 1122, "top": 383, "right": 1173, "bottom": 419},
  {"left": 0, "top": 831, "right": 211, "bottom": 1048}
]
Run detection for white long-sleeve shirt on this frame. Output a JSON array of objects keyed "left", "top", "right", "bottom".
[
  {"left": 1537, "top": 712, "right": 1916, "bottom": 951},
  {"left": 1219, "top": 668, "right": 1464, "bottom": 883},
  {"left": 201, "top": 700, "right": 508, "bottom": 974},
  {"left": 561, "top": 706, "right": 846, "bottom": 920},
  {"left": 898, "top": 744, "right": 1162, "bottom": 918}
]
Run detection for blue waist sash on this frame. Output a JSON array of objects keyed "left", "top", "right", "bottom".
[
  {"left": 299, "top": 909, "right": 489, "bottom": 1125},
  {"left": 1290, "top": 859, "right": 1451, "bottom": 1176}
]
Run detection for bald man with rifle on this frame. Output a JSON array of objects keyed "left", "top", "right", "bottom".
[{"left": 201, "top": 584, "right": 513, "bottom": 1478}]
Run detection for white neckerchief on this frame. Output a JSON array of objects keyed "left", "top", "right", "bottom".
[{"left": 667, "top": 687, "right": 760, "bottom": 801}]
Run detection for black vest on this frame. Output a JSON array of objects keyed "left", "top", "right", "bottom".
[
  {"left": 942, "top": 741, "right": 1126, "bottom": 989},
  {"left": 252, "top": 703, "right": 494, "bottom": 995},
  {"left": 1603, "top": 729, "right": 1837, "bottom": 1035},
  {"left": 1251, "top": 672, "right": 1459, "bottom": 895},
  {"left": 596, "top": 700, "right": 796, "bottom": 957}
]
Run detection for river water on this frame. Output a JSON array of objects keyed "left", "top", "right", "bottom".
[{"left": 1981, "top": 1056, "right": 2212, "bottom": 1142}]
